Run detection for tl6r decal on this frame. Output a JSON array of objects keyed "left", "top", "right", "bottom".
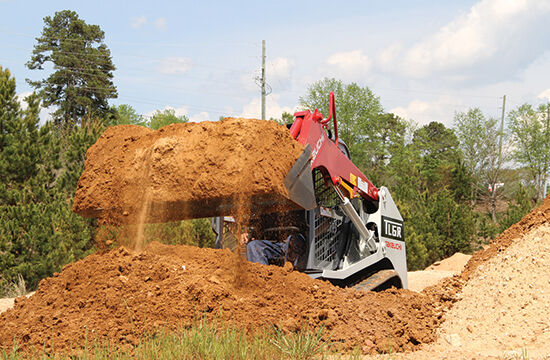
[{"left": 381, "top": 215, "right": 404, "bottom": 241}]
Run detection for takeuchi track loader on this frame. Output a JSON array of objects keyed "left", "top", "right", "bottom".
[{"left": 213, "top": 92, "right": 407, "bottom": 291}]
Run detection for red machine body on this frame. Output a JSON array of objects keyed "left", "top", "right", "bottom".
[{"left": 289, "top": 92, "right": 379, "bottom": 203}]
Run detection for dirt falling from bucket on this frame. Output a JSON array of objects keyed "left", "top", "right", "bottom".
[
  {"left": 130, "top": 144, "right": 155, "bottom": 252},
  {"left": 133, "top": 190, "right": 153, "bottom": 252}
]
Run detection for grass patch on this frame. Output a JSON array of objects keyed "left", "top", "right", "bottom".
[
  {"left": 271, "top": 324, "right": 328, "bottom": 360},
  {"left": 0, "top": 318, "right": 341, "bottom": 359}
]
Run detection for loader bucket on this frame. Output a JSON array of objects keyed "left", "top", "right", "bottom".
[{"left": 283, "top": 144, "right": 317, "bottom": 210}]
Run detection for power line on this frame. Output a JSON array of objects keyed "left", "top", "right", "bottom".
[
  {"left": 1, "top": 35, "right": 255, "bottom": 75},
  {"left": 0, "top": 28, "right": 257, "bottom": 47}
]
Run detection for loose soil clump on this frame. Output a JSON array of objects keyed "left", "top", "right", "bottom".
[
  {"left": 0, "top": 242, "right": 439, "bottom": 354},
  {"left": 73, "top": 118, "right": 304, "bottom": 223}
]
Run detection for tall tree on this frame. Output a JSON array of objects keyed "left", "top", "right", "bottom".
[
  {"left": 454, "top": 108, "right": 506, "bottom": 221},
  {"left": 363, "top": 112, "right": 408, "bottom": 185},
  {"left": 56, "top": 117, "right": 106, "bottom": 197},
  {"left": 0, "top": 67, "right": 51, "bottom": 205},
  {"left": 0, "top": 66, "right": 22, "bottom": 204},
  {"left": 299, "top": 78, "right": 384, "bottom": 171},
  {"left": 26, "top": 10, "right": 117, "bottom": 128},
  {"left": 0, "top": 66, "right": 20, "bottom": 152},
  {"left": 508, "top": 103, "right": 550, "bottom": 203},
  {"left": 0, "top": 68, "right": 95, "bottom": 293},
  {"left": 109, "top": 104, "right": 147, "bottom": 127},
  {"left": 411, "top": 121, "right": 460, "bottom": 193}
]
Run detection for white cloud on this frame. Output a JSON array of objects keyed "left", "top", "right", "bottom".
[
  {"left": 157, "top": 57, "right": 193, "bottom": 75},
  {"left": 17, "top": 92, "right": 54, "bottom": 125},
  {"left": 376, "top": 43, "right": 402, "bottom": 73},
  {"left": 146, "top": 106, "right": 189, "bottom": 118},
  {"left": 146, "top": 107, "right": 211, "bottom": 123},
  {"left": 327, "top": 50, "right": 371, "bottom": 72},
  {"left": 538, "top": 88, "right": 550, "bottom": 101},
  {"left": 323, "top": 50, "right": 372, "bottom": 81},
  {"left": 39, "top": 107, "right": 54, "bottom": 125},
  {"left": 155, "top": 17, "right": 167, "bottom": 31},
  {"left": 267, "top": 57, "right": 294, "bottom": 82},
  {"left": 379, "top": 0, "right": 550, "bottom": 79},
  {"left": 131, "top": 16, "right": 147, "bottom": 29},
  {"left": 16, "top": 91, "right": 33, "bottom": 110},
  {"left": 390, "top": 96, "right": 460, "bottom": 127},
  {"left": 240, "top": 72, "right": 259, "bottom": 92},
  {"left": 189, "top": 111, "right": 210, "bottom": 122},
  {"left": 240, "top": 93, "right": 296, "bottom": 120}
]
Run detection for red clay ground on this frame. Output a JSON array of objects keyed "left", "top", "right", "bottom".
[{"left": 0, "top": 242, "right": 440, "bottom": 355}]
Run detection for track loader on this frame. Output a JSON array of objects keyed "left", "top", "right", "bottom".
[
  {"left": 213, "top": 92, "right": 407, "bottom": 291},
  {"left": 74, "top": 92, "right": 407, "bottom": 291}
]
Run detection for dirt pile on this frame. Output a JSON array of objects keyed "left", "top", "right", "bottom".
[
  {"left": 407, "top": 253, "right": 471, "bottom": 293},
  {"left": 426, "top": 253, "right": 471, "bottom": 272},
  {"left": 73, "top": 118, "right": 304, "bottom": 223},
  {"left": 400, "top": 196, "right": 550, "bottom": 358},
  {"left": 0, "top": 242, "right": 440, "bottom": 354},
  {"left": 432, "top": 223, "right": 550, "bottom": 357}
]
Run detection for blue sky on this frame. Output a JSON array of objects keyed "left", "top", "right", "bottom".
[{"left": 2, "top": 0, "right": 550, "bottom": 126}]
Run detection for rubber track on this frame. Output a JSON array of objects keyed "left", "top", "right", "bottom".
[{"left": 352, "top": 269, "right": 400, "bottom": 291}]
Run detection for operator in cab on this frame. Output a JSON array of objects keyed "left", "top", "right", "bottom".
[{"left": 240, "top": 210, "right": 307, "bottom": 268}]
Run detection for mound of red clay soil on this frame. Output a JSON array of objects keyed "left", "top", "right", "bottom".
[
  {"left": 0, "top": 242, "right": 440, "bottom": 355},
  {"left": 73, "top": 118, "right": 304, "bottom": 223}
]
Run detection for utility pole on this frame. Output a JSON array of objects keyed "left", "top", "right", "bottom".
[
  {"left": 498, "top": 95, "right": 506, "bottom": 163},
  {"left": 261, "top": 40, "right": 266, "bottom": 120},
  {"left": 492, "top": 95, "right": 506, "bottom": 223}
]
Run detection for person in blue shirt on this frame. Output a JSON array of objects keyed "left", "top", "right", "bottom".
[{"left": 240, "top": 211, "right": 306, "bottom": 267}]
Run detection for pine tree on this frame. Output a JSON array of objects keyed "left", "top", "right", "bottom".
[
  {"left": 0, "top": 67, "right": 95, "bottom": 294},
  {"left": 0, "top": 66, "right": 20, "bottom": 152},
  {"left": 56, "top": 117, "right": 106, "bottom": 197},
  {"left": 0, "top": 67, "right": 39, "bottom": 205},
  {"left": 26, "top": 10, "right": 117, "bottom": 128}
]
